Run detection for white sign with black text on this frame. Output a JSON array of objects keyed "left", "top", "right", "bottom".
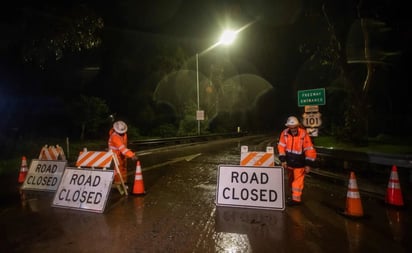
[
  {"left": 21, "top": 159, "right": 67, "bottom": 191},
  {"left": 216, "top": 165, "right": 285, "bottom": 210},
  {"left": 196, "top": 110, "right": 204, "bottom": 120},
  {"left": 52, "top": 168, "right": 114, "bottom": 213}
]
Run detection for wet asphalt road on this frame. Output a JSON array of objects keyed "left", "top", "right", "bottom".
[{"left": 1, "top": 136, "right": 411, "bottom": 252}]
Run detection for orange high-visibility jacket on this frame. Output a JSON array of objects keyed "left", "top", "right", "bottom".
[
  {"left": 108, "top": 128, "right": 135, "bottom": 164},
  {"left": 277, "top": 127, "right": 317, "bottom": 168}
]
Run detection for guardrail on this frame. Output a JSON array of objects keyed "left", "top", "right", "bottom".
[
  {"left": 129, "top": 133, "right": 412, "bottom": 169},
  {"left": 316, "top": 146, "right": 412, "bottom": 169},
  {"left": 128, "top": 132, "right": 246, "bottom": 150}
]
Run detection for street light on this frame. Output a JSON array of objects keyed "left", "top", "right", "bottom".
[{"left": 196, "top": 29, "right": 238, "bottom": 135}]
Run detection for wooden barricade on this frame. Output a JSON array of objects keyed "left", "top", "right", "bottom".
[
  {"left": 39, "top": 145, "right": 66, "bottom": 161},
  {"left": 75, "top": 149, "right": 128, "bottom": 195},
  {"left": 240, "top": 145, "right": 275, "bottom": 167}
]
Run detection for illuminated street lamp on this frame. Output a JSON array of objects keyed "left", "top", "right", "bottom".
[{"left": 196, "top": 29, "right": 238, "bottom": 135}]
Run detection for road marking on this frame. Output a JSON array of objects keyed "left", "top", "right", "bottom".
[{"left": 128, "top": 153, "right": 202, "bottom": 174}]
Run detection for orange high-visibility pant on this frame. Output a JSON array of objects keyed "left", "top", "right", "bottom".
[
  {"left": 114, "top": 156, "right": 128, "bottom": 184},
  {"left": 287, "top": 167, "right": 306, "bottom": 202}
]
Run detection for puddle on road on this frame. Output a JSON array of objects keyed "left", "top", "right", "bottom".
[{"left": 214, "top": 206, "right": 286, "bottom": 252}]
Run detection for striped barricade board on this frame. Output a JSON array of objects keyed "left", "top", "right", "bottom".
[
  {"left": 75, "top": 150, "right": 128, "bottom": 196},
  {"left": 75, "top": 151, "right": 114, "bottom": 169},
  {"left": 21, "top": 159, "right": 67, "bottom": 192},
  {"left": 240, "top": 146, "right": 275, "bottom": 167},
  {"left": 39, "top": 145, "right": 66, "bottom": 161}
]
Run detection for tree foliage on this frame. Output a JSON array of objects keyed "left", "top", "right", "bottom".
[
  {"left": 66, "top": 95, "right": 109, "bottom": 140},
  {"left": 19, "top": 3, "right": 103, "bottom": 70},
  {"left": 299, "top": 0, "right": 404, "bottom": 144}
]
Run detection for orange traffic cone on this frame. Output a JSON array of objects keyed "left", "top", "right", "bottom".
[
  {"left": 385, "top": 165, "right": 404, "bottom": 207},
  {"left": 341, "top": 171, "right": 364, "bottom": 218},
  {"left": 132, "top": 161, "right": 146, "bottom": 195},
  {"left": 18, "top": 156, "right": 28, "bottom": 183}
]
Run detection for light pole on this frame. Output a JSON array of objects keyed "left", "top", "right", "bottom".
[
  {"left": 196, "top": 52, "right": 200, "bottom": 135},
  {"left": 196, "top": 29, "right": 238, "bottom": 135}
]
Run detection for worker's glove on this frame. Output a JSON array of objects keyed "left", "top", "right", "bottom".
[
  {"left": 281, "top": 162, "right": 287, "bottom": 169},
  {"left": 304, "top": 166, "right": 311, "bottom": 174},
  {"left": 131, "top": 155, "right": 138, "bottom": 161}
]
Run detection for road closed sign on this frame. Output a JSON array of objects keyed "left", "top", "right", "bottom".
[
  {"left": 216, "top": 165, "right": 285, "bottom": 210},
  {"left": 52, "top": 168, "right": 114, "bottom": 213},
  {"left": 21, "top": 159, "right": 67, "bottom": 191}
]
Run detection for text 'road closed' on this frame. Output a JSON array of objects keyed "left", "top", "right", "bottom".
[
  {"left": 216, "top": 165, "right": 285, "bottom": 210},
  {"left": 21, "top": 160, "right": 67, "bottom": 192},
  {"left": 57, "top": 174, "right": 103, "bottom": 204},
  {"left": 52, "top": 168, "right": 114, "bottom": 213}
]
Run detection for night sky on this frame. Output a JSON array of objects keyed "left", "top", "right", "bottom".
[{"left": 0, "top": 0, "right": 411, "bottom": 139}]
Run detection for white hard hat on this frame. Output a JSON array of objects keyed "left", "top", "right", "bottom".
[
  {"left": 113, "top": 121, "right": 128, "bottom": 134},
  {"left": 285, "top": 116, "right": 299, "bottom": 127}
]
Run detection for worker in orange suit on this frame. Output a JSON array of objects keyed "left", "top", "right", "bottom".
[
  {"left": 108, "top": 120, "right": 138, "bottom": 185},
  {"left": 277, "top": 116, "right": 317, "bottom": 206}
]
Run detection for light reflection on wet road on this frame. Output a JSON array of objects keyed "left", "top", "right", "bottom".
[{"left": 1, "top": 136, "right": 411, "bottom": 252}]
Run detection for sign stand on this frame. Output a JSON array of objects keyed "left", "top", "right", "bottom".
[
  {"left": 240, "top": 146, "right": 275, "bottom": 167},
  {"left": 110, "top": 151, "right": 128, "bottom": 196},
  {"left": 38, "top": 144, "right": 67, "bottom": 161}
]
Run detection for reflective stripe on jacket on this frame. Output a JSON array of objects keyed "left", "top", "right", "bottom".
[
  {"left": 108, "top": 128, "right": 135, "bottom": 159},
  {"left": 277, "top": 127, "right": 316, "bottom": 168}
]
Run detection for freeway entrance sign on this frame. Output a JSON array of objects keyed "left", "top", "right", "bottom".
[{"left": 298, "top": 88, "right": 326, "bottom": 106}]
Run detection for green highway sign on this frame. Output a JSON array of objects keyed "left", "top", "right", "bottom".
[{"left": 298, "top": 88, "right": 326, "bottom": 107}]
